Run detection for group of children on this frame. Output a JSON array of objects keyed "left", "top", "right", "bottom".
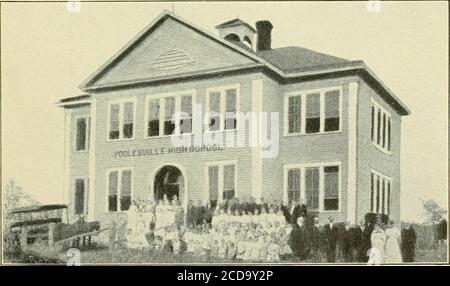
[{"left": 153, "top": 206, "right": 293, "bottom": 262}]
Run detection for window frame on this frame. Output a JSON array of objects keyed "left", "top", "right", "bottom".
[
  {"left": 284, "top": 86, "right": 343, "bottom": 136},
  {"left": 105, "top": 167, "right": 134, "bottom": 213},
  {"left": 204, "top": 84, "right": 241, "bottom": 133},
  {"left": 144, "top": 90, "right": 197, "bottom": 138},
  {"left": 371, "top": 99, "right": 392, "bottom": 154},
  {"left": 204, "top": 160, "right": 238, "bottom": 202},
  {"left": 73, "top": 177, "right": 89, "bottom": 215},
  {"left": 74, "top": 115, "right": 90, "bottom": 152},
  {"left": 283, "top": 161, "right": 341, "bottom": 212},
  {"left": 107, "top": 98, "right": 137, "bottom": 141},
  {"left": 370, "top": 169, "right": 392, "bottom": 215}
]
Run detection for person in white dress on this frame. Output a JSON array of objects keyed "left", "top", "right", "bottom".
[
  {"left": 126, "top": 200, "right": 140, "bottom": 249},
  {"left": 370, "top": 223, "right": 387, "bottom": 263},
  {"left": 384, "top": 220, "right": 402, "bottom": 263}
]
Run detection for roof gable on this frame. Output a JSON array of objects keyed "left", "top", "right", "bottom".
[{"left": 81, "top": 12, "right": 261, "bottom": 90}]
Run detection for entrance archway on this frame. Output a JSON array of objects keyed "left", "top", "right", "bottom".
[{"left": 153, "top": 165, "right": 185, "bottom": 203}]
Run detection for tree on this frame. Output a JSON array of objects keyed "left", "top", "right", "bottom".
[
  {"left": 2, "top": 179, "right": 39, "bottom": 231},
  {"left": 421, "top": 199, "right": 447, "bottom": 224}
]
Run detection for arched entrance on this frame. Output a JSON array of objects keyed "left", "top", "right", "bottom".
[{"left": 153, "top": 165, "right": 185, "bottom": 203}]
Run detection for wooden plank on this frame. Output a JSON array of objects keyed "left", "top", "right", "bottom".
[{"left": 54, "top": 228, "right": 109, "bottom": 245}]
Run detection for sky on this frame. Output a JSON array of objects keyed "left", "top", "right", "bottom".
[{"left": 2, "top": 1, "right": 448, "bottom": 222}]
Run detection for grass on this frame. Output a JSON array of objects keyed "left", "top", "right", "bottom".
[{"left": 5, "top": 243, "right": 446, "bottom": 265}]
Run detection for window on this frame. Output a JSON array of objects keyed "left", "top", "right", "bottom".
[
  {"left": 206, "top": 85, "right": 239, "bottom": 132},
  {"left": 370, "top": 170, "right": 392, "bottom": 215},
  {"left": 287, "top": 168, "right": 301, "bottom": 204},
  {"left": 208, "top": 166, "right": 219, "bottom": 202},
  {"left": 223, "top": 164, "right": 235, "bottom": 200},
  {"left": 107, "top": 169, "right": 133, "bottom": 212},
  {"left": 206, "top": 162, "right": 237, "bottom": 202},
  {"left": 209, "top": 92, "right": 221, "bottom": 131},
  {"left": 305, "top": 167, "right": 320, "bottom": 210},
  {"left": 285, "top": 87, "right": 341, "bottom": 135},
  {"left": 74, "top": 178, "right": 88, "bottom": 215},
  {"left": 371, "top": 100, "right": 392, "bottom": 152},
  {"left": 180, "top": 95, "right": 192, "bottom": 134},
  {"left": 306, "top": 93, "right": 320, "bottom": 133},
  {"left": 147, "top": 99, "right": 160, "bottom": 137},
  {"left": 75, "top": 117, "right": 90, "bottom": 151},
  {"left": 285, "top": 163, "right": 340, "bottom": 211},
  {"left": 164, "top": 97, "right": 176, "bottom": 135},
  {"left": 324, "top": 166, "right": 339, "bottom": 211},
  {"left": 225, "top": 89, "right": 237, "bottom": 130},
  {"left": 108, "top": 100, "right": 135, "bottom": 140},
  {"left": 288, "top": 96, "right": 301, "bottom": 134},
  {"left": 324, "top": 90, "right": 340, "bottom": 131},
  {"left": 145, "top": 92, "right": 195, "bottom": 137}
]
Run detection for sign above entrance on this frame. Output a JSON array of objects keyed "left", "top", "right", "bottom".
[{"left": 113, "top": 144, "right": 224, "bottom": 158}]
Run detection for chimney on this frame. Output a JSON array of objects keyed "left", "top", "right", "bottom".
[{"left": 256, "top": 20, "right": 273, "bottom": 51}]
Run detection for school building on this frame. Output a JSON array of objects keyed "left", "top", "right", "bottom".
[{"left": 57, "top": 11, "right": 410, "bottom": 226}]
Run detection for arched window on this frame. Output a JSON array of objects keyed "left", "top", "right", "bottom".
[
  {"left": 224, "top": 33, "right": 240, "bottom": 43},
  {"left": 242, "top": 35, "right": 252, "bottom": 49}
]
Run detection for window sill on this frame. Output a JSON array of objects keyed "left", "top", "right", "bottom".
[
  {"left": 74, "top": 150, "right": 89, "bottom": 153},
  {"left": 145, "top": 133, "right": 193, "bottom": 139},
  {"left": 107, "top": 137, "right": 135, "bottom": 142},
  {"left": 105, "top": 211, "right": 129, "bottom": 214},
  {"left": 372, "top": 142, "right": 392, "bottom": 155},
  {"left": 320, "top": 209, "right": 341, "bottom": 213},
  {"left": 204, "top": 129, "right": 239, "bottom": 134},
  {"left": 283, "top": 130, "right": 342, "bottom": 137}
]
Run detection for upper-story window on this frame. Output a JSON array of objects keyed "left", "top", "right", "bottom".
[
  {"left": 285, "top": 87, "right": 342, "bottom": 136},
  {"left": 145, "top": 91, "right": 195, "bottom": 137},
  {"left": 206, "top": 85, "right": 240, "bottom": 132},
  {"left": 108, "top": 99, "right": 136, "bottom": 140},
  {"left": 371, "top": 99, "right": 391, "bottom": 152},
  {"left": 75, "top": 116, "right": 90, "bottom": 151}
]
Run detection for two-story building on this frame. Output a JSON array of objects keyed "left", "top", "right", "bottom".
[{"left": 57, "top": 11, "right": 410, "bottom": 226}]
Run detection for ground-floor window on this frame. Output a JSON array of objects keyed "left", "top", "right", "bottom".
[
  {"left": 74, "top": 178, "right": 88, "bottom": 215},
  {"left": 206, "top": 161, "right": 237, "bottom": 203},
  {"left": 107, "top": 168, "right": 133, "bottom": 212},
  {"left": 285, "top": 162, "right": 340, "bottom": 211},
  {"left": 370, "top": 170, "right": 392, "bottom": 215}
]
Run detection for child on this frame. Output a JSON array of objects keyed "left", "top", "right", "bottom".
[
  {"left": 210, "top": 239, "right": 219, "bottom": 258},
  {"left": 258, "top": 234, "right": 269, "bottom": 262},
  {"left": 249, "top": 236, "right": 260, "bottom": 261},
  {"left": 260, "top": 208, "right": 268, "bottom": 229},
  {"left": 236, "top": 232, "right": 247, "bottom": 261},
  {"left": 267, "top": 234, "right": 280, "bottom": 262},
  {"left": 218, "top": 239, "right": 227, "bottom": 259},
  {"left": 227, "top": 241, "right": 237, "bottom": 261},
  {"left": 184, "top": 229, "right": 195, "bottom": 254},
  {"left": 278, "top": 226, "right": 292, "bottom": 258}
]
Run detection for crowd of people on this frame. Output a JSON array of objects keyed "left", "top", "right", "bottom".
[{"left": 111, "top": 195, "right": 423, "bottom": 263}]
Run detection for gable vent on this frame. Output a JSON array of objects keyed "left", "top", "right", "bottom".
[{"left": 151, "top": 50, "right": 193, "bottom": 71}]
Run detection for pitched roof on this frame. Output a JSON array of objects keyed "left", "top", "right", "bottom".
[
  {"left": 76, "top": 10, "right": 409, "bottom": 115},
  {"left": 255, "top": 46, "right": 354, "bottom": 73},
  {"left": 215, "top": 18, "right": 256, "bottom": 32}
]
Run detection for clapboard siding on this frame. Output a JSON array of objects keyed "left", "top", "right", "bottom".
[
  {"left": 356, "top": 80, "right": 402, "bottom": 224},
  {"left": 68, "top": 106, "right": 90, "bottom": 222},
  {"left": 277, "top": 77, "right": 358, "bottom": 224},
  {"left": 92, "top": 73, "right": 260, "bottom": 225}
]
